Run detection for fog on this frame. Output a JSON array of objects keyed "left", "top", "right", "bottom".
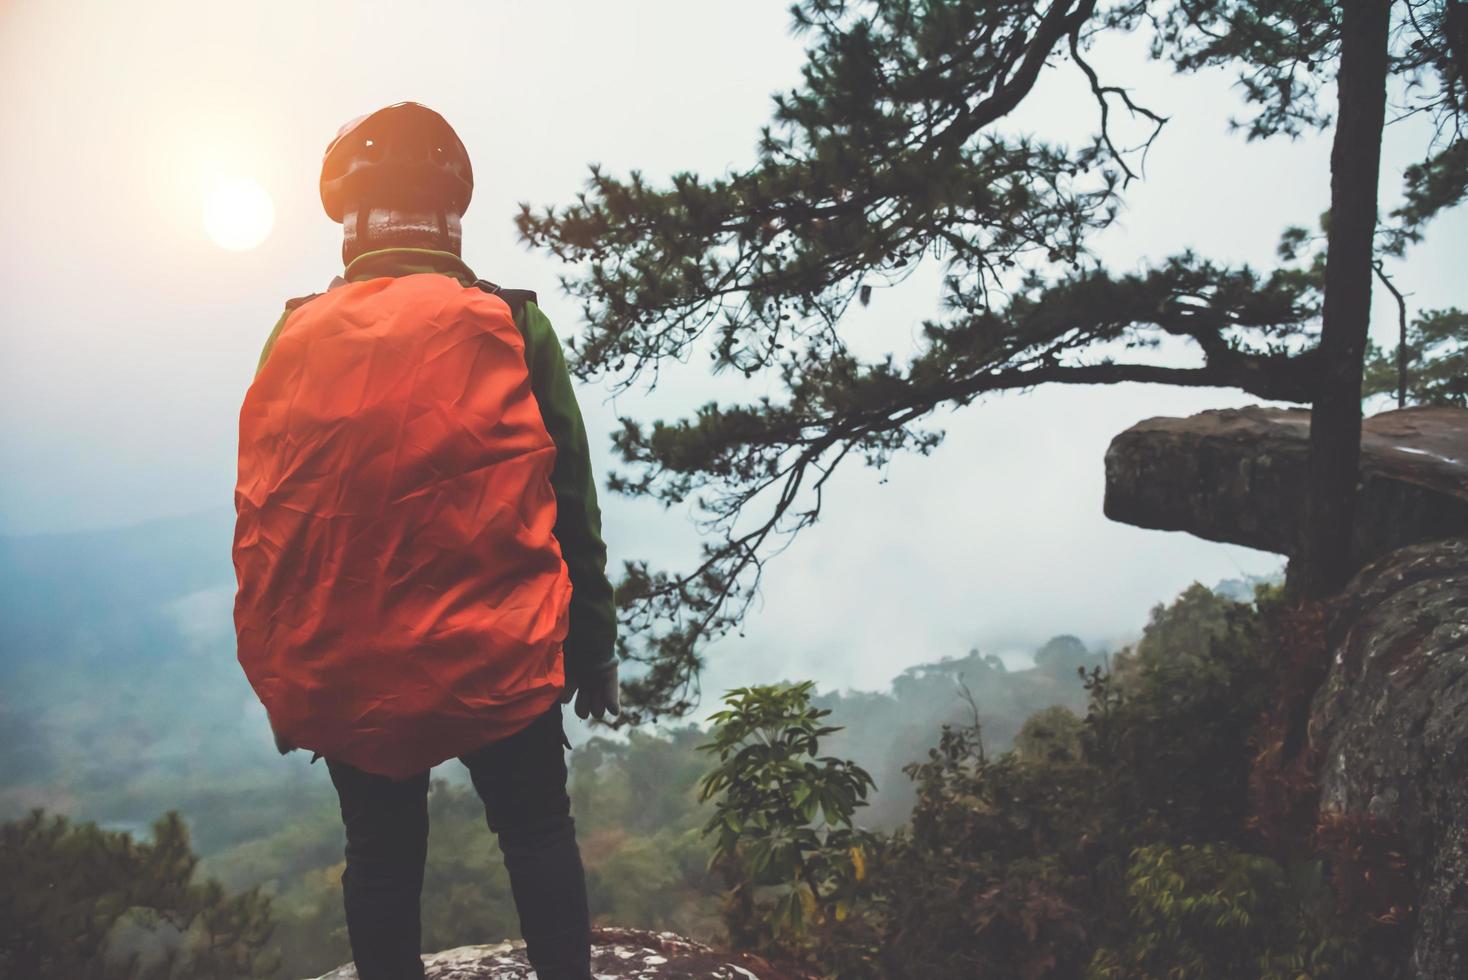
[{"left": 2, "top": 0, "right": 1462, "bottom": 710}]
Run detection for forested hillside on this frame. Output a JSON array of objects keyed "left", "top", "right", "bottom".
[{"left": 0, "top": 505, "right": 1163, "bottom": 979}]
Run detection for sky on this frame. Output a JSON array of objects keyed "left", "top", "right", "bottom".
[{"left": 1, "top": 0, "right": 1463, "bottom": 707}]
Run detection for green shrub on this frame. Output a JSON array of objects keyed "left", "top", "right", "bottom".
[
  {"left": 1084, "top": 584, "right": 1277, "bottom": 844},
  {"left": 874, "top": 717, "right": 1095, "bottom": 979},
  {"left": 1089, "top": 843, "right": 1359, "bottom": 980},
  {"left": 696, "top": 585, "right": 1370, "bottom": 979},
  {"left": 1013, "top": 705, "right": 1084, "bottom": 764},
  {"left": 696, "top": 681, "right": 878, "bottom": 956},
  {"left": 0, "top": 809, "right": 278, "bottom": 980}
]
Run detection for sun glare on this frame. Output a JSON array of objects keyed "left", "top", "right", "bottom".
[{"left": 203, "top": 177, "right": 275, "bottom": 251}]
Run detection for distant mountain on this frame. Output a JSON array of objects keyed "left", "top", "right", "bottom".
[
  {"left": 0, "top": 505, "right": 237, "bottom": 671},
  {"left": 0, "top": 505, "right": 330, "bottom": 852}
]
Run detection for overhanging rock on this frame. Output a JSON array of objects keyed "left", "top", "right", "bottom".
[{"left": 1103, "top": 405, "right": 1468, "bottom": 565}]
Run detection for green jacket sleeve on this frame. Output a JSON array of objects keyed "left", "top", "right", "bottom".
[
  {"left": 256, "top": 309, "right": 290, "bottom": 377},
  {"left": 517, "top": 300, "right": 619, "bottom": 679}
]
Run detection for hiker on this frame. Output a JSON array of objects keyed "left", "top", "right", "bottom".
[{"left": 232, "top": 101, "right": 619, "bottom": 980}]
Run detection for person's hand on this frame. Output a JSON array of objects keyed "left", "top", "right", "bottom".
[{"left": 559, "top": 661, "right": 620, "bottom": 722}]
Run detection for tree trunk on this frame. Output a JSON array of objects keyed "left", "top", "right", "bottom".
[{"left": 1297, "top": 0, "right": 1393, "bottom": 598}]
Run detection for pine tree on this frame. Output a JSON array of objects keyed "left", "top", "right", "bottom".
[{"left": 519, "top": 0, "right": 1468, "bottom": 719}]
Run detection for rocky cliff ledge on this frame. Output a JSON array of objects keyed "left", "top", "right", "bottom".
[
  {"left": 1310, "top": 537, "right": 1468, "bottom": 979},
  {"left": 1104, "top": 405, "right": 1468, "bottom": 567},
  {"left": 1106, "top": 405, "right": 1468, "bottom": 977},
  {"left": 309, "top": 926, "right": 817, "bottom": 980}
]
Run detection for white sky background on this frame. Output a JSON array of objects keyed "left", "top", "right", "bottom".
[{"left": 1, "top": 1, "right": 1463, "bottom": 707}]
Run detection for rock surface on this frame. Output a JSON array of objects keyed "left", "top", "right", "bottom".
[
  {"left": 1310, "top": 537, "right": 1468, "bottom": 979},
  {"left": 1104, "top": 405, "right": 1468, "bottom": 566},
  {"left": 309, "top": 926, "right": 817, "bottom": 980}
]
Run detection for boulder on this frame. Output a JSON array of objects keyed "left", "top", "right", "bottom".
[
  {"left": 1103, "top": 405, "right": 1468, "bottom": 567},
  {"left": 308, "top": 926, "right": 817, "bottom": 980},
  {"left": 1310, "top": 537, "right": 1468, "bottom": 979}
]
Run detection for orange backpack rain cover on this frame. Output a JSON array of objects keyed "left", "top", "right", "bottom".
[{"left": 233, "top": 273, "right": 571, "bottom": 779}]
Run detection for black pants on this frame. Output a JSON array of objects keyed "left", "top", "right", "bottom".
[{"left": 325, "top": 702, "right": 591, "bottom": 980}]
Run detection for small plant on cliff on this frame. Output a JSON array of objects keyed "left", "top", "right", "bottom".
[{"left": 696, "top": 681, "right": 877, "bottom": 956}]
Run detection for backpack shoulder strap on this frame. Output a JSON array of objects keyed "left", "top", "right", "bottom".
[
  {"left": 282, "top": 275, "right": 346, "bottom": 315},
  {"left": 472, "top": 279, "right": 538, "bottom": 323},
  {"left": 283, "top": 292, "right": 322, "bottom": 313}
]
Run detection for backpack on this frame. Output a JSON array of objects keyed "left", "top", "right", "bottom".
[{"left": 233, "top": 272, "right": 571, "bottom": 778}]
